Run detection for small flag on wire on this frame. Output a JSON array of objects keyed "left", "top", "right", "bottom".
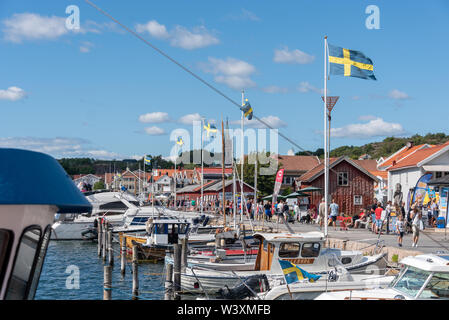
[
  {"left": 203, "top": 122, "right": 217, "bottom": 137},
  {"left": 240, "top": 99, "right": 253, "bottom": 120}
]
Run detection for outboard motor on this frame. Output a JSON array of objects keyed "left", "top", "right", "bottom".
[
  {"left": 0, "top": 149, "right": 92, "bottom": 300},
  {"left": 217, "top": 274, "right": 270, "bottom": 300}
]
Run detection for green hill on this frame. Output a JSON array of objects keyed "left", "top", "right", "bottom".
[{"left": 296, "top": 133, "right": 449, "bottom": 160}]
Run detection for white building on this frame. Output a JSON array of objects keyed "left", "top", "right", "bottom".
[{"left": 386, "top": 141, "right": 449, "bottom": 204}]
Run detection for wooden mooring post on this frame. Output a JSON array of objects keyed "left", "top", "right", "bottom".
[
  {"left": 173, "top": 244, "right": 181, "bottom": 300},
  {"left": 103, "top": 265, "right": 112, "bottom": 300},
  {"left": 132, "top": 243, "right": 139, "bottom": 299},
  {"left": 120, "top": 235, "right": 126, "bottom": 276},
  {"left": 102, "top": 221, "right": 107, "bottom": 262},
  {"left": 97, "top": 218, "right": 102, "bottom": 257},
  {"left": 164, "top": 258, "right": 173, "bottom": 300},
  {"left": 107, "top": 229, "right": 114, "bottom": 267},
  {"left": 181, "top": 237, "right": 188, "bottom": 273}
]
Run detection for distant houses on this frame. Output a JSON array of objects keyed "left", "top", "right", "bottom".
[{"left": 69, "top": 139, "right": 449, "bottom": 216}]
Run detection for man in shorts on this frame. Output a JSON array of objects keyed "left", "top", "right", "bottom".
[
  {"left": 411, "top": 207, "right": 422, "bottom": 247},
  {"left": 374, "top": 202, "right": 383, "bottom": 234},
  {"left": 329, "top": 199, "right": 339, "bottom": 230}
]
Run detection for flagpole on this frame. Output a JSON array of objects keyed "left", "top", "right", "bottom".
[
  {"left": 174, "top": 147, "right": 177, "bottom": 211},
  {"left": 241, "top": 90, "right": 245, "bottom": 223},
  {"left": 143, "top": 155, "right": 145, "bottom": 200},
  {"left": 201, "top": 118, "right": 204, "bottom": 215},
  {"left": 324, "top": 35, "right": 329, "bottom": 238}
]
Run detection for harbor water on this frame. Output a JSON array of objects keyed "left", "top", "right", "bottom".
[{"left": 35, "top": 240, "right": 165, "bottom": 300}]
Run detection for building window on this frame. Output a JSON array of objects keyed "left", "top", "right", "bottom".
[
  {"left": 436, "top": 172, "right": 443, "bottom": 179},
  {"left": 337, "top": 172, "right": 349, "bottom": 186},
  {"left": 283, "top": 177, "right": 292, "bottom": 185},
  {"left": 354, "top": 195, "right": 363, "bottom": 205}
]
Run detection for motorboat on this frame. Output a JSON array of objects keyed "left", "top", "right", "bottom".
[
  {"left": 119, "top": 217, "right": 222, "bottom": 261},
  {"left": 315, "top": 253, "right": 449, "bottom": 300},
  {"left": 51, "top": 191, "right": 140, "bottom": 240},
  {"left": 177, "top": 232, "right": 386, "bottom": 294},
  {"left": 0, "top": 148, "right": 91, "bottom": 299}
]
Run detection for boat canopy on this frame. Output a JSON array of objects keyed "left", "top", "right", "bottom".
[
  {"left": 253, "top": 232, "right": 325, "bottom": 243},
  {"left": 400, "top": 254, "right": 449, "bottom": 273},
  {"left": 0, "top": 148, "right": 92, "bottom": 213}
]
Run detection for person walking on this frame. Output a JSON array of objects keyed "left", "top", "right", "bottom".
[
  {"left": 431, "top": 198, "right": 439, "bottom": 227},
  {"left": 396, "top": 215, "right": 405, "bottom": 247},
  {"left": 385, "top": 201, "right": 393, "bottom": 234},
  {"left": 318, "top": 198, "right": 326, "bottom": 229},
  {"left": 411, "top": 207, "right": 422, "bottom": 248},
  {"left": 329, "top": 199, "right": 339, "bottom": 231},
  {"left": 294, "top": 202, "right": 300, "bottom": 222},
  {"left": 264, "top": 201, "right": 272, "bottom": 221},
  {"left": 370, "top": 202, "right": 378, "bottom": 233},
  {"left": 374, "top": 202, "right": 383, "bottom": 234}
]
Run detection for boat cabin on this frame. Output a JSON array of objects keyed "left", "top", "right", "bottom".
[
  {"left": 253, "top": 232, "right": 325, "bottom": 273},
  {"left": 388, "top": 254, "right": 449, "bottom": 299},
  {"left": 0, "top": 149, "right": 91, "bottom": 300},
  {"left": 146, "top": 218, "right": 190, "bottom": 246}
]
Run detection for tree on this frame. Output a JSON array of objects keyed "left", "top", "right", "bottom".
[
  {"left": 93, "top": 180, "right": 105, "bottom": 190},
  {"left": 241, "top": 151, "right": 279, "bottom": 198}
]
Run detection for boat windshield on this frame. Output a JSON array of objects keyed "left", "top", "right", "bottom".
[
  {"left": 419, "top": 272, "right": 449, "bottom": 299},
  {"left": 391, "top": 266, "right": 431, "bottom": 298}
]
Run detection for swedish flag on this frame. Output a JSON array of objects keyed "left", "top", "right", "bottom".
[
  {"left": 328, "top": 44, "right": 376, "bottom": 80},
  {"left": 176, "top": 136, "right": 184, "bottom": 146},
  {"left": 144, "top": 155, "right": 151, "bottom": 165},
  {"left": 278, "top": 259, "right": 321, "bottom": 284},
  {"left": 240, "top": 99, "right": 253, "bottom": 120},
  {"left": 203, "top": 122, "right": 217, "bottom": 137}
]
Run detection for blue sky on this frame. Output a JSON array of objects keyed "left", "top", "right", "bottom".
[{"left": 1, "top": 0, "right": 448, "bottom": 160}]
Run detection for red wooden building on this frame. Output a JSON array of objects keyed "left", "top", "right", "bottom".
[{"left": 298, "top": 156, "right": 378, "bottom": 216}]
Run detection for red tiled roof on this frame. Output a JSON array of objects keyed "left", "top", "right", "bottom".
[
  {"left": 299, "top": 158, "right": 339, "bottom": 182},
  {"left": 353, "top": 159, "right": 378, "bottom": 172},
  {"left": 380, "top": 144, "right": 427, "bottom": 168},
  {"left": 370, "top": 170, "right": 388, "bottom": 180},
  {"left": 388, "top": 141, "right": 449, "bottom": 171},
  {"left": 278, "top": 155, "right": 321, "bottom": 173}
]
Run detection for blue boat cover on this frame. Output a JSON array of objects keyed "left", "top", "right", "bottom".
[{"left": 0, "top": 149, "right": 92, "bottom": 213}]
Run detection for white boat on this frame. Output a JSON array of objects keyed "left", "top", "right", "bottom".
[
  {"left": 257, "top": 266, "right": 394, "bottom": 300},
  {"left": 315, "top": 253, "right": 449, "bottom": 300},
  {"left": 178, "top": 232, "right": 386, "bottom": 294},
  {"left": 51, "top": 190, "right": 214, "bottom": 240},
  {"left": 0, "top": 148, "right": 92, "bottom": 300}
]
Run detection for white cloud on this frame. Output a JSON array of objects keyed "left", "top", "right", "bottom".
[
  {"left": 200, "top": 57, "right": 256, "bottom": 90},
  {"left": 178, "top": 113, "right": 202, "bottom": 125},
  {"left": 287, "top": 149, "right": 295, "bottom": 156},
  {"left": 231, "top": 115, "right": 287, "bottom": 129},
  {"left": 274, "top": 47, "right": 315, "bottom": 64},
  {"left": 297, "top": 81, "right": 323, "bottom": 94},
  {"left": 79, "top": 41, "right": 94, "bottom": 53},
  {"left": 0, "top": 137, "right": 123, "bottom": 159},
  {"left": 262, "top": 86, "right": 289, "bottom": 94},
  {"left": 170, "top": 26, "right": 219, "bottom": 50},
  {"left": 138, "top": 112, "right": 170, "bottom": 123},
  {"left": 1, "top": 13, "right": 114, "bottom": 43},
  {"left": 135, "top": 20, "right": 169, "bottom": 39},
  {"left": 144, "top": 126, "right": 166, "bottom": 135},
  {"left": 226, "top": 9, "right": 261, "bottom": 22},
  {"left": 388, "top": 89, "right": 410, "bottom": 100},
  {"left": 331, "top": 117, "right": 405, "bottom": 139},
  {"left": 0, "top": 86, "right": 27, "bottom": 101},
  {"left": 2, "top": 13, "right": 67, "bottom": 43},
  {"left": 136, "top": 20, "right": 219, "bottom": 50}
]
